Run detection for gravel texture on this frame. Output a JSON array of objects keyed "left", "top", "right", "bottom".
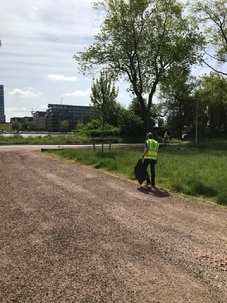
[{"left": 0, "top": 149, "right": 227, "bottom": 303}]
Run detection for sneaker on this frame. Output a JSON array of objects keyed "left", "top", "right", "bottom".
[{"left": 144, "top": 183, "right": 150, "bottom": 188}]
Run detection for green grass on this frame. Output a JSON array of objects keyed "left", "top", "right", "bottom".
[
  {"left": 0, "top": 134, "right": 90, "bottom": 145},
  {"left": 159, "top": 148, "right": 227, "bottom": 204},
  {"left": 48, "top": 140, "right": 227, "bottom": 206},
  {"left": 49, "top": 148, "right": 138, "bottom": 180}
]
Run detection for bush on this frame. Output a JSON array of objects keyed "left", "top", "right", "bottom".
[{"left": 88, "top": 127, "right": 119, "bottom": 138}]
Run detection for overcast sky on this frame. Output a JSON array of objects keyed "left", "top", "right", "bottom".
[{"left": 0, "top": 0, "right": 131, "bottom": 122}]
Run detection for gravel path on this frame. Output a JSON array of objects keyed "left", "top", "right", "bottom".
[{"left": 0, "top": 149, "right": 227, "bottom": 303}]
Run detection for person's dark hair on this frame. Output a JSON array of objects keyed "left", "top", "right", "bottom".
[{"left": 146, "top": 132, "right": 153, "bottom": 139}]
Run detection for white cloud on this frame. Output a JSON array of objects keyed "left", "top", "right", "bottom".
[
  {"left": 6, "top": 107, "right": 33, "bottom": 118},
  {"left": 47, "top": 74, "right": 78, "bottom": 82},
  {"left": 8, "top": 89, "right": 42, "bottom": 98},
  {"left": 65, "top": 89, "right": 91, "bottom": 97},
  {"left": 0, "top": 0, "right": 123, "bottom": 121},
  {"left": 38, "top": 105, "right": 48, "bottom": 111}
]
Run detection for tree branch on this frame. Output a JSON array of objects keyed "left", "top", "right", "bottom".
[{"left": 202, "top": 59, "right": 227, "bottom": 76}]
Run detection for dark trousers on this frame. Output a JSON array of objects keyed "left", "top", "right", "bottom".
[{"left": 143, "top": 159, "right": 156, "bottom": 186}]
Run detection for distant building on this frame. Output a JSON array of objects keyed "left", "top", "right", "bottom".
[
  {"left": 45, "top": 104, "right": 94, "bottom": 132},
  {"left": 0, "top": 85, "right": 6, "bottom": 123},
  {"left": 10, "top": 117, "right": 33, "bottom": 124},
  {"left": 32, "top": 111, "right": 46, "bottom": 131}
]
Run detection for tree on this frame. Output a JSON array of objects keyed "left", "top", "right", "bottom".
[
  {"left": 117, "top": 107, "right": 144, "bottom": 141},
  {"left": 106, "top": 102, "right": 124, "bottom": 127},
  {"left": 193, "top": 0, "right": 227, "bottom": 75},
  {"left": 195, "top": 73, "right": 227, "bottom": 134},
  {"left": 75, "top": 0, "right": 203, "bottom": 131},
  {"left": 90, "top": 69, "right": 118, "bottom": 132},
  {"left": 159, "top": 67, "right": 198, "bottom": 138},
  {"left": 27, "top": 122, "right": 35, "bottom": 131},
  {"left": 60, "top": 120, "right": 70, "bottom": 133},
  {"left": 129, "top": 98, "right": 144, "bottom": 120},
  {"left": 11, "top": 121, "right": 20, "bottom": 133}
]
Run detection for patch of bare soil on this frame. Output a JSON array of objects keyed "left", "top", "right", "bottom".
[{"left": 0, "top": 150, "right": 227, "bottom": 303}]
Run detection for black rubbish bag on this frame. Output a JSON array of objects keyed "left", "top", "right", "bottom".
[{"left": 134, "top": 158, "right": 147, "bottom": 185}]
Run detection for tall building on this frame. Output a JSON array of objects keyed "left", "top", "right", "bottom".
[{"left": 0, "top": 85, "right": 6, "bottom": 123}]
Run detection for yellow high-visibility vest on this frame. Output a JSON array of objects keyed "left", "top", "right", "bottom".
[{"left": 144, "top": 139, "right": 159, "bottom": 160}]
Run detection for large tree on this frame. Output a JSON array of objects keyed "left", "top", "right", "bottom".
[{"left": 75, "top": 0, "right": 203, "bottom": 131}]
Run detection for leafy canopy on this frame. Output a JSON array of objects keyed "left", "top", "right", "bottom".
[
  {"left": 90, "top": 69, "right": 118, "bottom": 127},
  {"left": 75, "top": 0, "right": 203, "bottom": 130}
]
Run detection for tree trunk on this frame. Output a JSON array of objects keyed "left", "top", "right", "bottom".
[
  {"left": 136, "top": 94, "right": 153, "bottom": 132},
  {"left": 144, "top": 110, "right": 155, "bottom": 132}
]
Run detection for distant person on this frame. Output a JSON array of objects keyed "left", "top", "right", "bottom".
[
  {"left": 163, "top": 130, "right": 170, "bottom": 145},
  {"left": 143, "top": 132, "right": 159, "bottom": 188}
]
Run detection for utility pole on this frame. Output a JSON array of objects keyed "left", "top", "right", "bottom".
[{"left": 195, "top": 98, "right": 198, "bottom": 144}]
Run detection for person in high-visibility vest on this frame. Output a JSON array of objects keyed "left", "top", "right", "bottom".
[{"left": 143, "top": 132, "right": 159, "bottom": 187}]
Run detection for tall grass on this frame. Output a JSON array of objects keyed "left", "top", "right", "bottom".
[
  {"left": 159, "top": 147, "right": 227, "bottom": 205},
  {"left": 49, "top": 141, "right": 227, "bottom": 206}
]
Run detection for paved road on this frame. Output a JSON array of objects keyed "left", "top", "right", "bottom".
[{"left": 0, "top": 149, "right": 227, "bottom": 303}]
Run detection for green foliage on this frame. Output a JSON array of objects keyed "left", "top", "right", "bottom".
[
  {"left": 88, "top": 127, "right": 119, "bottom": 138},
  {"left": 75, "top": 0, "right": 203, "bottom": 131},
  {"left": 160, "top": 67, "right": 198, "bottom": 138},
  {"left": 90, "top": 69, "right": 118, "bottom": 128},
  {"left": 195, "top": 73, "right": 227, "bottom": 133},
  {"left": 0, "top": 123, "right": 11, "bottom": 132},
  {"left": 88, "top": 125, "right": 121, "bottom": 144},
  {"left": 117, "top": 107, "right": 144, "bottom": 141},
  {"left": 75, "top": 119, "right": 120, "bottom": 142},
  {"left": 60, "top": 120, "right": 70, "bottom": 133},
  {"left": 75, "top": 119, "right": 102, "bottom": 135},
  {"left": 11, "top": 121, "right": 20, "bottom": 133},
  {"left": 107, "top": 102, "right": 124, "bottom": 127}
]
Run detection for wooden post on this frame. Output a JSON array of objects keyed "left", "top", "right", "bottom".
[
  {"left": 92, "top": 141, "right": 96, "bottom": 151},
  {"left": 195, "top": 98, "right": 198, "bottom": 144}
]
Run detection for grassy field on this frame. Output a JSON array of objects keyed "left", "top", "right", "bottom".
[{"left": 47, "top": 140, "right": 227, "bottom": 206}]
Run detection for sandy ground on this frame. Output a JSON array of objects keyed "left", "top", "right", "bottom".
[{"left": 0, "top": 149, "right": 227, "bottom": 303}]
